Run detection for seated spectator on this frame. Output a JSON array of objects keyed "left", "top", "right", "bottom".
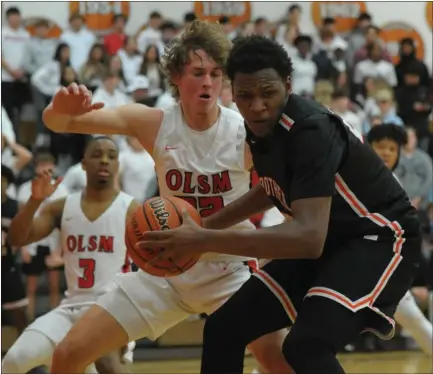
[
  {"left": 137, "top": 11, "right": 164, "bottom": 54},
  {"left": 61, "top": 161, "right": 86, "bottom": 193},
  {"left": 313, "top": 17, "right": 346, "bottom": 57},
  {"left": 79, "top": 43, "right": 108, "bottom": 92},
  {"left": 330, "top": 90, "right": 363, "bottom": 134},
  {"left": 126, "top": 75, "right": 151, "bottom": 105},
  {"left": 279, "top": 23, "right": 298, "bottom": 58},
  {"left": 352, "top": 25, "right": 392, "bottom": 67},
  {"left": 103, "top": 14, "right": 128, "bottom": 56},
  {"left": 275, "top": 4, "right": 302, "bottom": 43},
  {"left": 291, "top": 35, "right": 317, "bottom": 97},
  {"left": 346, "top": 12, "right": 372, "bottom": 64},
  {"left": 395, "top": 38, "right": 430, "bottom": 89},
  {"left": 219, "top": 15, "right": 237, "bottom": 40},
  {"left": 92, "top": 71, "right": 131, "bottom": 109},
  {"left": 354, "top": 41, "right": 397, "bottom": 92},
  {"left": 395, "top": 127, "right": 433, "bottom": 214},
  {"left": 356, "top": 77, "right": 390, "bottom": 119},
  {"left": 60, "top": 13, "right": 95, "bottom": 72},
  {"left": 107, "top": 54, "right": 127, "bottom": 92},
  {"left": 160, "top": 21, "right": 178, "bottom": 48},
  {"left": 364, "top": 88, "right": 404, "bottom": 133},
  {"left": 313, "top": 80, "right": 334, "bottom": 108},
  {"left": 237, "top": 21, "right": 255, "bottom": 38},
  {"left": 254, "top": 17, "right": 271, "bottom": 38},
  {"left": 139, "top": 44, "right": 165, "bottom": 101},
  {"left": 31, "top": 43, "right": 71, "bottom": 99},
  {"left": 395, "top": 64, "right": 432, "bottom": 151},
  {"left": 219, "top": 81, "right": 239, "bottom": 112},
  {"left": 118, "top": 36, "right": 142, "bottom": 85}
]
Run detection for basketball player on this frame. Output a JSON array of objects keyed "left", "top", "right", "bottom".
[
  {"left": 43, "top": 21, "right": 289, "bottom": 374},
  {"left": 1, "top": 137, "right": 137, "bottom": 374},
  {"left": 367, "top": 124, "right": 432, "bottom": 356},
  {"left": 136, "top": 36, "right": 423, "bottom": 373}
]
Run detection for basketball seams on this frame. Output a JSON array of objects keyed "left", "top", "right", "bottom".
[{"left": 162, "top": 196, "right": 183, "bottom": 225}]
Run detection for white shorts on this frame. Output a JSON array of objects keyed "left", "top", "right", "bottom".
[
  {"left": 26, "top": 305, "right": 135, "bottom": 363},
  {"left": 96, "top": 261, "right": 254, "bottom": 341}
]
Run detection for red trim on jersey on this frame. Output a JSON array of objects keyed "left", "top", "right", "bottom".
[
  {"left": 122, "top": 253, "right": 131, "bottom": 273},
  {"left": 279, "top": 113, "right": 295, "bottom": 132}
]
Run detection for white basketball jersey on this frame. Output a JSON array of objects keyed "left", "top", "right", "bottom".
[
  {"left": 60, "top": 191, "right": 134, "bottom": 307},
  {"left": 153, "top": 103, "right": 255, "bottom": 262}
]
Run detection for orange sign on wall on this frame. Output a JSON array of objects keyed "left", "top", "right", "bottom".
[
  {"left": 311, "top": 2, "right": 367, "bottom": 33},
  {"left": 194, "top": 1, "right": 251, "bottom": 28},
  {"left": 25, "top": 17, "right": 62, "bottom": 38},
  {"left": 427, "top": 2, "right": 433, "bottom": 29},
  {"left": 69, "top": 1, "right": 130, "bottom": 35},
  {"left": 379, "top": 22, "right": 425, "bottom": 64}
]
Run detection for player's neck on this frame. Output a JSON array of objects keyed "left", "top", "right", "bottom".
[
  {"left": 180, "top": 103, "right": 220, "bottom": 132},
  {"left": 83, "top": 187, "right": 118, "bottom": 202}
]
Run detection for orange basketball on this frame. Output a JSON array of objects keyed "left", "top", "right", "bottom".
[{"left": 125, "top": 196, "right": 202, "bottom": 277}]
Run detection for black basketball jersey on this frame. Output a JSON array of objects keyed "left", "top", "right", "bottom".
[
  {"left": 246, "top": 94, "right": 419, "bottom": 244},
  {"left": 2, "top": 197, "right": 19, "bottom": 271}
]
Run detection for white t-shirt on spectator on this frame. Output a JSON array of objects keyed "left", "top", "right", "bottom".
[
  {"left": 1, "top": 25, "right": 30, "bottom": 82},
  {"left": 60, "top": 28, "right": 96, "bottom": 72},
  {"left": 31, "top": 60, "right": 62, "bottom": 96},
  {"left": 154, "top": 92, "right": 176, "bottom": 110},
  {"left": 17, "top": 181, "right": 69, "bottom": 255},
  {"left": 117, "top": 49, "right": 142, "bottom": 85},
  {"left": 136, "top": 27, "right": 164, "bottom": 55},
  {"left": 354, "top": 59, "right": 397, "bottom": 87},
  {"left": 335, "top": 110, "right": 363, "bottom": 135},
  {"left": 119, "top": 147, "right": 158, "bottom": 203},
  {"left": 291, "top": 55, "right": 317, "bottom": 96},
  {"left": 62, "top": 162, "right": 87, "bottom": 193}
]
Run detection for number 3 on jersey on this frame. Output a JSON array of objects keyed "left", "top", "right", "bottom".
[
  {"left": 176, "top": 196, "right": 224, "bottom": 218},
  {"left": 78, "top": 258, "right": 96, "bottom": 288}
]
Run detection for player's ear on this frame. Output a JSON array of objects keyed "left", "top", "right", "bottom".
[{"left": 285, "top": 77, "right": 292, "bottom": 95}]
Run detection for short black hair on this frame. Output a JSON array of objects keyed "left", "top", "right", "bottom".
[
  {"left": 6, "top": 7, "right": 20, "bottom": 17},
  {"left": 323, "top": 17, "right": 335, "bottom": 25},
  {"left": 184, "top": 12, "right": 197, "bottom": 23},
  {"left": 288, "top": 4, "right": 301, "bottom": 13},
  {"left": 149, "top": 11, "right": 162, "bottom": 19},
  {"left": 358, "top": 12, "right": 372, "bottom": 21},
  {"left": 1, "top": 164, "right": 15, "bottom": 185},
  {"left": 218, "top": 15, "right": 230, "bottom": 25},
  {"left": 227, "top": 36, "right": 293, "bottom": 82},
  {"left": 367, "top": 124, "right": 408, "bottom": 146},
  {"left": 84, "top": 136, "right": 118, "bottom": 155}
]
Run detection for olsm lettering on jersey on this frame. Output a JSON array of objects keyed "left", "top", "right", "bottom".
[
  {"left": 66, "top": 235, "right": 114, "bottom": 253},
  {"left": 165, "top": 170, "right": 233, "bottom": 194},
  {"left": 260, "top": 177, "right": 291, "bottom": 213}
]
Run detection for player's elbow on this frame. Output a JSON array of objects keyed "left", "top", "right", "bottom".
[{"left": 42, "top": 106, "right": 69, "bottom": 133}]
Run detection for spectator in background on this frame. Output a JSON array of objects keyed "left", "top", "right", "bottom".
[
  {"left": 23, "top": 19, "right": 58, "bottom": 138},
  {"left": 118, "top": 36, "right": 142, "bottom": 85},
  {"left": 254, "top": 17, "right": 271, "bottom": 38},
  {"left": 314, "top": 17, "right": 346, "bottom": 57},
  {"left": 139, "top": 45, "right": 165, "bottom": 102},
  {"left": 219, "top": 15, "right": 237, "bottom": 40},
  {"left": 291, "top": 35, "right": 317, "bottom": 97},
  {"left": 279, "top": 23, "right": 298, "bottom": 58},
  {"left": 330, "top": 89, "right": 363, "bottom": 134},
  {"left": 237, "top": 21, "right": 255, "bottom": 38},
  {"left": 395, "top": 63, "right": 432, "bottom": 150},
  {"left": 118, "top": 137, "right": 158, "bottom": 203},
  {"left": 107, "top": 54, "right": 127, "bottom": 92},
  {"left": 92, "top": 71, "right": 131, "bottom": 109},
  {"left": 395, "top": 127, "right": 433, "bottom": 213},
  {"left": 352, "top": 25, "right": 392, "bottom": 67},
  {"left": 395, "top": 38, "right": 430, "bottom": 89},
  {"left": 79, "top": 43, "right": 108, "bottom": 92},
  {"left": 275, "top": 4, "right": 302, "bottom": 43},
  {"left": 126, "top": 75, "right": 151, "bottom": 105},
  {"left": 219, "top": 81, "right": 239, "bottom": 112},
  {"left": 137, "top": 11, "right": 164, "bottom": 54},
  {"left": 160, "top": 21, "right": 178, "bottom": 48},
  {"left": 103, "top": 14, "right": 128, "bottom": 56},
  {"left": 313, "top": 80, "right": 334, "bottom": 108},
  {"left": 1, "top": 7, "right": 30, "bottom": 136},
  {"left": 60, "top": 13, "right": 96, "bottom": 72},
  {"left": 353, "top": 42, "right": 397, "bottom": 92},
  {"left": 346, "top": 12, "right": 372, "bottom": 64}
]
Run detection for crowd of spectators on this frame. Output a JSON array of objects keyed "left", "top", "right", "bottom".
[{"left": 1, "top": 4, "right": 432, "bottom": 353}]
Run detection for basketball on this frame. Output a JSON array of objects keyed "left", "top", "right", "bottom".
[{"left": 125, "top": 196, "right": 202, "bottom": 277}]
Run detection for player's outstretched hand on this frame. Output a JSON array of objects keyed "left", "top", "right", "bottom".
[
  {"left": 136, "top": 209, "right": 207, "bottom": 268},
  {"left": 31, "top": 170, "right": 63, "bottom": 201},
  {"left": 52, "top": 83, "right": 105, "bottom": 117}
]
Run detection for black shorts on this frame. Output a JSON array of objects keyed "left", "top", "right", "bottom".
[
  {"left": 22, "top": 246, "right": 64, "bottom": 276},
  {"left": 254, "top": 235, "right": 421, "bottom": 339},
  {"left": 1, "top": 266, "right": 28, "bottom": 310}
]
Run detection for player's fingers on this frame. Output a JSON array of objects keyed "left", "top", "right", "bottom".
[
  {"left": 140, "top": 231, "right": 172, "bottom": 240},
  {"left": 90, "top": 102, "right": 105, "bottom": 110},
  {"left": 53, "top": 177, "right": 63, "bottom": 188},
  {"left": 78, "top": 84, "right": 89, "bottom": 96},
  {"left": 67, "top": 82, "right": 79, "bottom": 95},
  {"left": 135, "top": 239, "right": 170, "bottom": 251},
  {"left": 59, "top": 86, "right": 69, "bottom": 96}
]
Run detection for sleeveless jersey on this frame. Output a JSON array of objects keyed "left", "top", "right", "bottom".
[
  {"left": 60, "top": 191, "right": 134, "bottom": 307},
  {"left": 153, "top": 103, "right": 255, "bottom": 262},
  {"left": 246, "top": 94, "right": 418, "bottom": 246},
  {"left": 1, "top": 197, "right": 19, "bottom": 272}
]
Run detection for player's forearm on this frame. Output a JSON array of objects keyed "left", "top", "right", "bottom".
[
  {"left": 9, "top": 197, "right": 43, "bottom": 246},
  {"left": 202, "top": 220, "right": 324, "bottom": 259},
  {"left": 203, "top": 184, "right": 274, "bottom": 229}
]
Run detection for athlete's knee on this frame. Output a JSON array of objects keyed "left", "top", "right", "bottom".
[
  {"left": 248, "top": 330, "right": 293, "bottom": 374},
  {"left": 52, "top": 336, "right": 85, "bottom": 370}
]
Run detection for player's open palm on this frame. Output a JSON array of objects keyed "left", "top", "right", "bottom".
[
  {"left": 51, "top": 82, "right": 105, "bottom": 117},
  {"left": 31, "top": 170, "right": 62, "bottom": 201}
]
